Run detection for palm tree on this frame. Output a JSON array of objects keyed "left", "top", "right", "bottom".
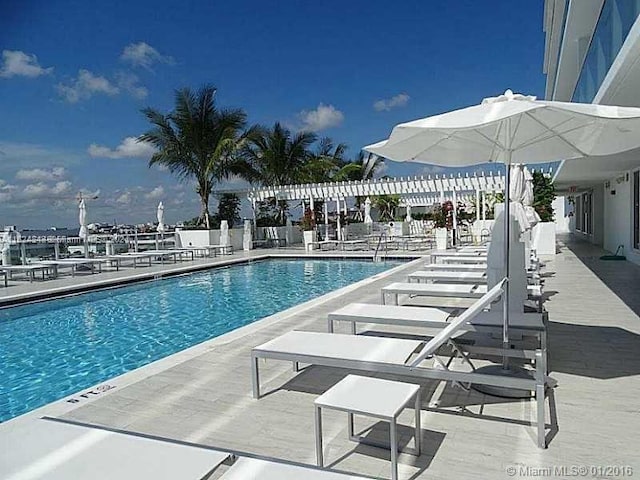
[
  {"left": 139, "top": 85, "right": 250, "bottom": 228},
  {"left": 242, "top": 122, "right": 317, "bottom": 222},
  {"left": 243, "top": 122, "right": 317, "bottom": 185}
]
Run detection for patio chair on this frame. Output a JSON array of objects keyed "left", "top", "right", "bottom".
[
  {"left": 380, "top": 281, "right": 542, "bottom": 306},
  {"left": 2, "top": 418, "right": 373, "bottom": 480},
  {"left": 251, "top": 279, "right": 554, "bottom": 448}
]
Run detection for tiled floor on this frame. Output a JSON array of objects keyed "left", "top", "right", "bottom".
[{"left": 10, "top": 238, "right": 640, "bottom": 478}]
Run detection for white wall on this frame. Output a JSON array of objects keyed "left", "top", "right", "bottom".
[
  {"left": 553, "top": 196, "right": 571, "bottom": 233},
  {"left": 602, "top": 172, "right": 640, "bottom": 263},
  {"left": 175, "top": 228, "right": 245, "bottom": 251}
]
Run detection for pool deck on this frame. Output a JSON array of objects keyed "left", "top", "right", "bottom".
[{"left": 2, "top": 238, "right": 640, "bottom": 479}]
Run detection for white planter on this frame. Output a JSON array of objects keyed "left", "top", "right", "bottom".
[
  {"left": 303, "top": 230, "right": 316, "bottom": 251},
  {"left": 435, "top": 228, "right": 449, "bottom": 250},
  {"left": 531, "top": 222, "right": 556, "bottom": 256}
]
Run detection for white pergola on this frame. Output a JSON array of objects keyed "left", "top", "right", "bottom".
[
  {"left": 242, "top": 168, "right": 552, "bottom": 240},
  {"left": 246, "top": 171, "right": 507, "bottom": 204}
]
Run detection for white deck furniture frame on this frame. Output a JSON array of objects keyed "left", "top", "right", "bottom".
[
  {"left": 251, "top": 280, "right": 554, "bottom": 448},
  {"left": 0, "top": 270, "right": 7, "bottom": 287},
  {"left": 1, "top": 264, "right": 56, "bottom": 282},
  {"left": 205, "top": 244, "right": 234, "bottom": 255},
  {"left": 381, "top": 282, "right": 542, "bottom": 307},
  {"left": 314, "top": 375, "right": 421, "bottom": 480},
  {"left": 408, "top": 270, "right": 487, "bottom": 284},
  {"left": 101, "top": 253, "right": 153, "bottom": 269},
  {"left": 327, "top": 303, "right": 548, "bottom": 373}
]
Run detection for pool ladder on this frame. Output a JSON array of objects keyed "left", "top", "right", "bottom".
[{"left": 373, "top": 232, "right": 388, "bottom": 263}]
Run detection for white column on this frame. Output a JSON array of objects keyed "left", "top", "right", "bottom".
[
  {"left": 251, "top": 198, "right": 257, "bottom": 231},
  {"left": 475, "top": 189, "right": 480, "bottom": 222},
  {"left": 452, "top": 190, "right": 458, "bottom": 227},
  {"left": 335, "top": 198, "right": 341, "bottom": 241},
  {"left": 324, "top": 201, "right": 329, "bottom": 241},
  {"left": 482, "top": 192, "right": 486, "bottom": 221}
]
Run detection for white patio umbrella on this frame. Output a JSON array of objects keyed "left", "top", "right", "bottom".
[
  {"left": 365, "top": 89, "right": 640, "bottom": 391},
  {"left": 78, "top": 199, "right": 88, "bottom": 258},
  {"left": 364, "top": 197, "right": 373, "bottom": 224},
  {"left": 156, "top": 201, "right": 165, "bottom": 249},
  {"left": 523, "top": 166, "right": 541, "bottom": 226},
  {"left": 405, "top": 204, "right": 413, "bottom": 222},
  {"left": 156, "top": 202, "right": 165, "bottom": 233}
]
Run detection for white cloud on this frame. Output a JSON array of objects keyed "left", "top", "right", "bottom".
[
  {"left": 0, "top": 50, "right": 53, "bottom": 78},
  {"left": 115, "top": 191, "right": 132, "bottom": 204},
  {"left": 120, "top": 42, "right": 173, "bottom": 69},
  {"left": 51, "top": 181, "right": 72, "bottom": 194},
  {"left": 56, "top": 69, "right": 119, "bottom": 103},
  {"left": 88, "top": 137, "right": 156, "bottom": 159},
  {"left": 144, "top": 185, "right": 164, "bottom": 200},
  {"left": 15, "top": 167, "right": 66, "bottom": 181},
  {"left": 23, "top": 182, "right": 49, "bottom": 198},
  {"left": 373, "top": 93, "right": 410, "bottom": 112},
  {"left": 298, "top": 104, "right": 344, "bottom": 132},
  {"left": 115, "top": 72, "right": 148, "bottom": 99}
]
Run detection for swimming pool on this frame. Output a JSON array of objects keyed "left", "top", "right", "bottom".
[{"left": 0, "top": 259, "right": 400, "bottom": 422}]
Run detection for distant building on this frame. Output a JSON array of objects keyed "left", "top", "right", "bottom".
[{"left": 544, "top": 0, "right": 640, "bottom": 264}]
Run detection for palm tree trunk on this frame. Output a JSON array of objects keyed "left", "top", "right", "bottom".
[{"left": 200, "top": 196, "right": 211, "bottom": 229}]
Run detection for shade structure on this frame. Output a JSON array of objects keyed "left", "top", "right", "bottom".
[
  {"left": 523, "top": 166, "right": 541, "bottom": 226},
  {"left": 364, "top": 197, "right": 373, "bottom": 224},
  {"left": 220, "top": 220, "right": 229, "bottom": 246},
  {"left": 405, "top": 204, "right": 412, "bottom": 222},
  {"left": 364, "top": 89, "right": 640, "bottom": 165},
  {"left": 78, "top": 199, "right": 88, "bottom": 258},
  {"left": 364, "top": 89, "right": 640, "bottom": 388},
  {"left": 78, "top": 199, "right": 87, "bottom": 239},
  {"left": 156, "top": 202, "right": 165, "bottom": 233}
]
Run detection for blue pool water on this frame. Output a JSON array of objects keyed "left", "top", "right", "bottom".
[{"left": 0, "top": 259, "right": 399, "bottom": 422}]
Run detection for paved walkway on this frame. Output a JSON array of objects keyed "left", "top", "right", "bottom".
[{"left": 7, "top": 238, "right": 640, "bottom": 478}]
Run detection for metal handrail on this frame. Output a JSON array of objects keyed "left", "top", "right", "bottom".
[{"left": 372, "top": 231, "right": 388, "bottom": 262}]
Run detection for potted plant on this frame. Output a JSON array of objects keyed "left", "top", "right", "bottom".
[
  {"left": 300, "top": 208, "right": 316, "bottom": 251},
  {"left": 432, "top": 201, "right": 453, "bottom": 250}
]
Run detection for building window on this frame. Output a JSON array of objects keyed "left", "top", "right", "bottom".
[
  {"left": 634, "top": 170, "right": 640, "bottom": 249},
  {"left": 575, "top": 192, "right": 593, "bottom": 235},
  {"left": 573, "top": 0, "right": 640, "bottom": 102}
]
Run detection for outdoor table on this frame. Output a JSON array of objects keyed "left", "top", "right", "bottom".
[{"left": 314, "top": 375, "right": 421, "bottom": 480}]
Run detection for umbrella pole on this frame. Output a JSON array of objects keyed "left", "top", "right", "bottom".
[{"left": 502, "top": 156, "right": 511, "bottom": 370}]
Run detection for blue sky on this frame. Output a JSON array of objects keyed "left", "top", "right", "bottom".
[{"left": 0, "top": 0, "right": 547, "bottom": 228}]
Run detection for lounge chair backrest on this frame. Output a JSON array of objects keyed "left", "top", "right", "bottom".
[{"left": 408, "top": 278, "right": 506, "bottom": 368}]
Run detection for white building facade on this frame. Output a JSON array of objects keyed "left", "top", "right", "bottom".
[{"left": 544, "top": 0, "right": 640, "bottom": 263}]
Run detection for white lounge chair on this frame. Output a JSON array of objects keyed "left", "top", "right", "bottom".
[
  {"left": 0, "top": 418, "right": 373, "bottom": 480},
  {"left": 326, "top": 303, "right": 548, "bottom": 373},
  {"left": 408, "top": 270, "right": 487, "bottom": 284},
  {"left": 381, "top": 282, "right": 542, "bottom": 306},
  {"left": 0, "top": 264, "right": 56, "bottom": 282},
  {"left": 421, "top": 263, "right": 487, "bottom": 271},
  {"left": 251, "top": 279, "right": 554, "bottom": 449},
  {"left": 204, "top": 244, "right": 234, "bottom": 255},
  {"left": 0, "top": 418, "right": 229, "bottom": 480}
]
